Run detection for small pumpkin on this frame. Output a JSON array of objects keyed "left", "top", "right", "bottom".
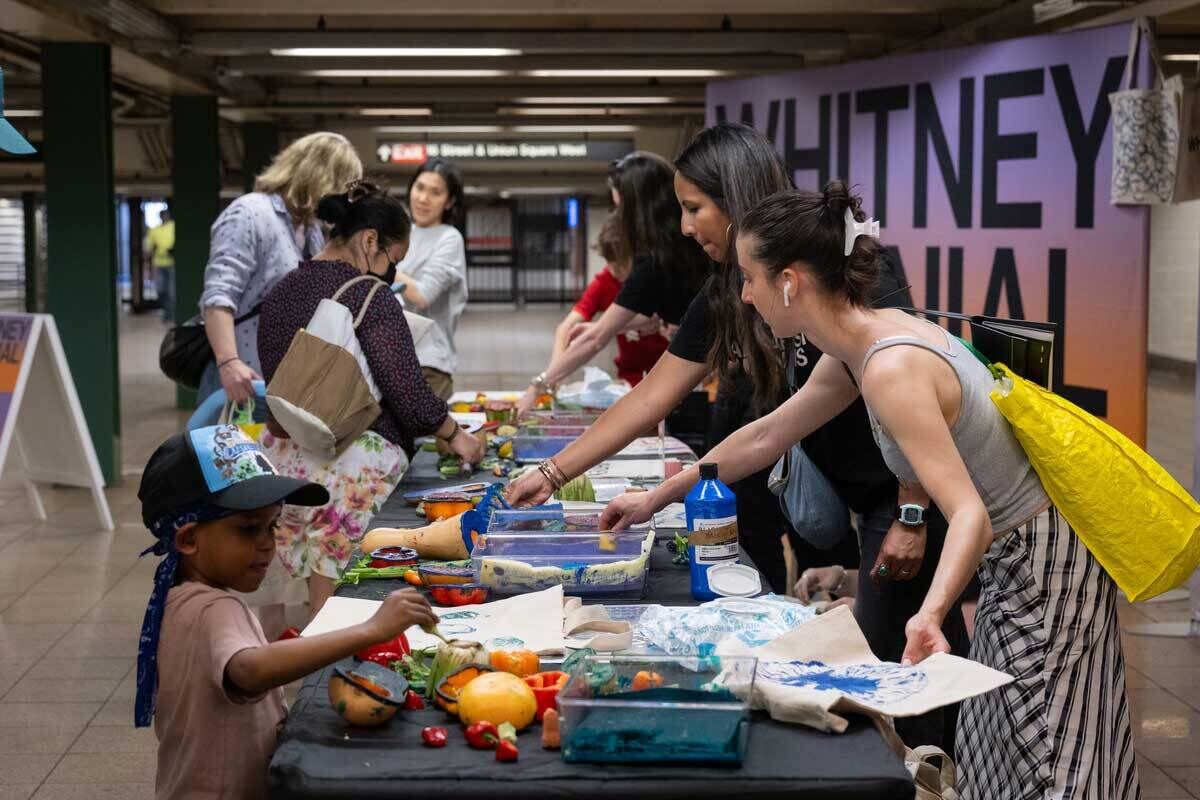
[
  {"left": 434, "top": 663, "right": 496, "bottom": 715},
  {"left": 327, "top": 661, "right": 409, "bottom": 727}
]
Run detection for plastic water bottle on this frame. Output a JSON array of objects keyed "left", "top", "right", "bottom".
[{"left": 684, "top": 463, "right": 739, "bottom": 601}]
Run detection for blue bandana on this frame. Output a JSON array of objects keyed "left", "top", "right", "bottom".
[{"left": 134, "top": 500, "right": 240, "bottom": 728}]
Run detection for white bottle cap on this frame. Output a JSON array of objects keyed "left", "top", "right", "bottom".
[{"left": 706, "top": 563, "right": 762, "bottom": 598}]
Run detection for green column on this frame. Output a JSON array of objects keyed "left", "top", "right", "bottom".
[
  {"left": 171, "top": 95, "right": 220, "bottom": 408},
  {"left": 41, "top": 43, "right": 120, "bottom": 485},
  {"left": 242, "top": 122, "right": 278, "bottom": 194}
]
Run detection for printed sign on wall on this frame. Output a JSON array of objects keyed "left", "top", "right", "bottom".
[{"left": 708, "top": 23, "right": 1149, "bottom": 441}]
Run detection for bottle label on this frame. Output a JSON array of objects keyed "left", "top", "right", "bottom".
[{"left": 689, "top": 515, "right": 738, "bottom": 564}]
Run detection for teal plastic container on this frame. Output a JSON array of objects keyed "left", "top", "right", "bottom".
[{"left": 684, "top": 463, "right": 739, "bottom": 601}]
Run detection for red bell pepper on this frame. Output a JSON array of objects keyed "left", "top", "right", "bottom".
[
  {"left": 403, "top": 690, "right": 425, "bottom": 711},
  {"left": 496, "top": 740, "right": 519, "bottom": 762},
  {"left": 523, "top": 671, "right": 568, "bottom": 721},
  {"left": 464, "top": 721, "right": 499, "bottom": 749},
  {"left": 421, "top": 727, "right": 449, "bottom": 748},
  {"left": 355, "top": 633, "right": 411, "bottom": 667}
]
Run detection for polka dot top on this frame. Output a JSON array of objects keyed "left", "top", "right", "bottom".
[{"left": 257, "top": 260, "right": 449, "bottom": 456}]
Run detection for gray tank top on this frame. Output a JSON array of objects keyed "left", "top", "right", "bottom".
[{"left": 861, "top": 324, "right": 1048, "bottom": 534}]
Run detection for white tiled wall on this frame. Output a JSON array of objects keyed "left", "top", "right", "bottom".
[{"left": 1148, "top": 202, "right": 1200, "bottom": 363}]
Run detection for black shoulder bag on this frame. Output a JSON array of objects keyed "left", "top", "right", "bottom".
[{"left": 159, "top": 305, "right": 261, "bottom": 391}]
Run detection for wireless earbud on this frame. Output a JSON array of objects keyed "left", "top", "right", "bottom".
[{"left": 783, "top": 280, "right": 792, "bottom": 308}]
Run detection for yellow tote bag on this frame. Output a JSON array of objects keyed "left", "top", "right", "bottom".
[{"left": 989, "top": 363, "right": 1200, "bottom": 601}]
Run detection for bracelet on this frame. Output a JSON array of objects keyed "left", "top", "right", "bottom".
[
  {"left": 216, "top": 357, "right": 241, "bottom": 370},
  {"left": 436, "top": 422, "right": 462, "bottom": 444},
  {"left": 531, "top": 372, "right": 553, "bottom": 393},
  {"left": 537, "top": 458, "right": 568, "bottom": 491}
]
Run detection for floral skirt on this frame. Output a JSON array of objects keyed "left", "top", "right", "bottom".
[{"left": 262, "top": 430, "right": 409, "bottom": 580}]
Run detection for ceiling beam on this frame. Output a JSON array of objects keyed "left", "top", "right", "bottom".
[
  {"left": 897, "top": 0, "right": 1041, "bottom": 51},
  {"left": 268, "top": 84, "right": 707, "bottom": 103},
  {"left": 183, "top": 28, "right": 848, "bottom": 56},
  {"left": 149, "top": 0, "right": 1005, "bottom": 15},
  {"left": 1067, "top": 0, "right": 1200, "bottom": 28},
  {"left": 222, "top": 53, "right": 805, "bottom": 76}
]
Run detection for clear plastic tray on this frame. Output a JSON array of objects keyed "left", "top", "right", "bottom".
[
  {"left": 513, "top": 424, "right": 590, "bottom": 438},
  {"left": 521, "top": 411, "right": 601, "bottom": 427},
  {"left": 558, "top": 654, "right": 757, "bottom": 765},
  {"left": 513, "top": 435, "right": 578, "bottom": 463},
  {"left": 487, "top": 508, "right": 602, "bottom": 533},
  {"left": 471, "top": 531, "right": 653, "bottom": 595}
]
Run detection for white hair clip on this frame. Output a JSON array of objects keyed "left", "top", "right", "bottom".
[{"left": 844, "top": 207, "right": 880, "bottom": 256}]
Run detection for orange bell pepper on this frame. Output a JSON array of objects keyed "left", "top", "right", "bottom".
[
  {"left": 489, "top": 649, "right": 540, "bottom": 677},
  {"left": 523, "top": 670, "right": 568, "bottom": 721},
  {"left": 631, "top": 670, "right": 664, "bottom": 692}
]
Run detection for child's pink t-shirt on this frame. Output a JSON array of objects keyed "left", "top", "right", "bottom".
[{"left": 154, "top": 581, "right": 286, "bottom": 800}]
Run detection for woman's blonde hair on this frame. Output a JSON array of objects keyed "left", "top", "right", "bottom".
[{"left": 254, "top": 132, "right": 363, "bottom": 221}]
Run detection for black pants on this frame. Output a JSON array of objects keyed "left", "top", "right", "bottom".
[
  {"left": 707, "top": 370, "right": 858, "bottom": 594},
  {"left": 854, "top": 501, "right": 970, "bottom": 757}
]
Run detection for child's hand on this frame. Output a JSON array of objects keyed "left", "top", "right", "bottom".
[{"left": 365, "top": 590, "right": 438, "bottom": 643}]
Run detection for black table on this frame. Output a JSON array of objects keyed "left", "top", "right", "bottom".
[{"left": 267, "top": 452, "right": 915, "bottom": 800}]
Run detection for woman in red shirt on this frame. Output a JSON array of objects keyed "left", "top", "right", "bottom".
[{"left": 550, "top": 213, "right": 668, "bottom": 386}]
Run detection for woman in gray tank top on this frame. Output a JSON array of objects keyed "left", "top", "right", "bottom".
[{"left": 601, "top": 183, "right": 1138, "bottom": 800}]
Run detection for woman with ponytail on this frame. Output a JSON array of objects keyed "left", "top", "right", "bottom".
[
  {"left": 256, "top": 182, "right": 483, "bottom": 614},
  {"left": 601, "top": 182, "right": 1139, "bottom": 800}
]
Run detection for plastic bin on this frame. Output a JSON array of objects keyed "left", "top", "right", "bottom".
[
  {"left": 513, "top": 435, "right": 578, "bottom": 463},
  {"left": 558, "top": 654, "right": 757, "bottom": 765},
  {"left": 487, "top": 508, "right": 602, "bottom": 533},
  {"left": 471, "top": 531, "right": 653, "bottom": 595}
]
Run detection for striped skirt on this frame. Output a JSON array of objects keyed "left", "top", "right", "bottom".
[{"left": 957, "top": 508, "right": 1140, "bottom": 800}]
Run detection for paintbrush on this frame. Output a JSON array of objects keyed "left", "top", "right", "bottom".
[{"left": 422, "top": 623, "right": 452, "bottom": 644}]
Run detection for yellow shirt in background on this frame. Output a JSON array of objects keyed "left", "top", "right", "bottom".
[{"left": 145, "top": 220, "right": 175, "bottom": 269}]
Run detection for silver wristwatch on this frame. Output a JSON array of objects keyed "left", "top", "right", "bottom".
[{"left": 895, "top": 503, "right": 927, "bottom": 527}]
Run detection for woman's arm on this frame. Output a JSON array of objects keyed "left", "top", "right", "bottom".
[
  {"left": 506, "top": 352, "right": 708, "bottom": 506},
  {"left": 599, "top": 354, "right": 862, "bottom": 529},
  {"left": 395, "top": 230, "right": 464, "bottom": 312},
  {"left": 200, "top": 201, "right": 261, "bottom": 402},
  {"left": 860, "top": 350, "right": 992, "bottom": 663},
  {"left": 551, "top": 310, "right": 587, "bottom": 362}
]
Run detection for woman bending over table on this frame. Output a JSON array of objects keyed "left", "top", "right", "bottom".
[{"left": 599, "top": 183, "right": 1139, "bottom": 800}]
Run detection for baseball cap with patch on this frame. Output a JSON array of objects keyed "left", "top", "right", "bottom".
[{"left": 138, "top": 425, "right": 329, "bottom": 526}]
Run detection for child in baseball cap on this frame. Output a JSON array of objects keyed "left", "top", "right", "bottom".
[{"left": 136, "top": 425, "right": 436, "bottom": 800}]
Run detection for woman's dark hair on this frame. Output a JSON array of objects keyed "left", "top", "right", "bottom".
[
  {"left": 316, "top": 180, "right": 412, "bottom": 248},
  {"left": 740, "top": 181, "right": 881, "bottom": 307},
  {"left": 608, "top": 151, "right": 709, "bottom": 298},
  {"left": 408, "top": 157, "right": 466, "bottom": 233},
  {"left": 674, "top": 122, "right": 794, "bottom": 407}
]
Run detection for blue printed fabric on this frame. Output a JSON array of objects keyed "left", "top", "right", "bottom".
[{"left": 1110, "top": 86, "right": 1180, "bottom": 204}]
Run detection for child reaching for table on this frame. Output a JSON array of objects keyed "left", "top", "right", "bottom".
[{"left": 135, "top": 425, "right": 438, "bottom": 800}]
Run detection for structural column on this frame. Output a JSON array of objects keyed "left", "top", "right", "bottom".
[
  {"left": 242, "top": 121, "right": 278, "bottom": 193},
  {"left": 41, "top": 43, "right": 120, "bottom": 484},
  {"left": 171, "top": 95, "right": 220, "bottom": 408}
]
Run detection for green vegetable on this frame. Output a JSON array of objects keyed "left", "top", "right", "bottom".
[
  {"left": 554, "top": 474, "right": 595, "bottom": 503},
  {"left": 672, "top": 533, "right": 689, "bottom": 566},
  {"left": 427, "top": 639, "right": 489, "bottom": 700},
  {"left": 497, "top": 722, "right": 518, "bottom": 745},
  {"left": 335, "top": 556, "right": 419, "bottom": 586},
  {"left": 393, "top": 647, "right": 437, "bottom": 694}
]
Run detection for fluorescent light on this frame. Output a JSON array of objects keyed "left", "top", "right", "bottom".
[
  {"left": 500, "top": 107, "right": 611, "bottom": 116},
  {"left": 3, "top": 110, "right": 40, "bottom": 118},
  {"left": 514, "top": 96, "right": 678, "bottom": 104},
  {"left": 305, "top": 69, "right": 510, "bottom": 78},
  {"left": 375, "top": 125, "right": 504, "bottom": 133},
  {"left": 523, "top": 69, "right": 726, "bottom": 78},
  {"left": 273, "top": 47, "right": 520, "bottom": 57},
  {"left": 500, "top": 187, "right": 580, "bottom": 198},
  {"left": 510, "top": 124, "right": 639, "bottom": 133},
  {"left": 358, "top": 108, "right": 433, "bottom": 116},
  {"left": 1165, "top": 54, "right": 1200, "bottom": 62}
]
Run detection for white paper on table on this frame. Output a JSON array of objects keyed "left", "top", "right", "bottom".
[
  {"left": 653, "top": 503, "right": 687, "bottom": 530},
  {"left": 586, "top": 459, "right": 664, "bottom": 481},
  {"left": 449, "top": 412, "right": 487, "bottom": 433},
  {"left": 591, "top": 478, "right": 633, "bottom": 502},
  {"left": 301, "top": 585, "right": 567, "bottom": 654},
  {"left": 616, "top": 436, "right": 693, "bottom": 458}
]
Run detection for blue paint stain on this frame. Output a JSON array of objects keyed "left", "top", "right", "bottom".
[
  {"left": 758, "top": 660, "right": 928, "bottom": 705},
  {"left": 440, "top": 610, "right": 479, "bottom": 621}
]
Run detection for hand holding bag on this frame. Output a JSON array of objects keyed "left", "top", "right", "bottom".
[{"left": 767, "top": 338, "right": 850, "bottom": 548}]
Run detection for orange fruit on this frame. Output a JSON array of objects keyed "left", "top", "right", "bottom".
[{"left": 456, "top": 671, "right": 538, "bottom": 730}]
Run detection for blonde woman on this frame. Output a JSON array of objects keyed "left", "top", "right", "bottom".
[{"left": 199, "top": 131, "right": 363, "bottom": 405}]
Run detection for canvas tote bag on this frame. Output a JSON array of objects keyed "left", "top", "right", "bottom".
[
  {"left": 266, "top": 275, "right": 386, "bottom": 460},
  {"left": 1110, "top": 19, "right": 1184, "bottom": 204}
]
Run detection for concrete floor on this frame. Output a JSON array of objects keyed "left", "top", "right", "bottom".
[{"left": 0, "top": 306, "right": 1196, "bottom": 799}]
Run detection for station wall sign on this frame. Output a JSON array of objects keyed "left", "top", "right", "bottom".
[{"left": 375, "top": 140, "right": 634, "bottom": 164}]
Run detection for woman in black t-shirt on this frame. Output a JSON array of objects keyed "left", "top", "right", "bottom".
[{"left": 515, "top": 151, "right": 710, "bottom": 417}]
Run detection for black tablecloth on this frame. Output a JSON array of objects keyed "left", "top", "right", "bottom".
[{"left": 267, "top": 452, "right": 915, "bottom": 800}]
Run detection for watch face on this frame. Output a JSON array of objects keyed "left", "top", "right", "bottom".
[{"left": 898, "top": 505, "right": 924, "bottom": 525}]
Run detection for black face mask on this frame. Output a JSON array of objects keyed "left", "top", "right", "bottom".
[{"left": 376, "top": 259, "right": 398, "bottom": 286}]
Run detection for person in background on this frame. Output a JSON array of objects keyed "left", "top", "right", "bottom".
[
  {"left": 549, "top": 211, "right": 667, "bottom": 387},
  {"left": 134, "top": 424, "right": 438, "bottom": 800},
  {"left": 257, "top": 182, "right": 483, "bottom": 616},
  {"left": 514, "top": 151, "right": 710, "bottom": 417},
  {"left": 392, "top": 158, "right": 469, "bottom": 400},
  {"left": 199, "top": 132, "right": 363, "bottom": 405},
  {"left": 601, "top": 183, "right": 1138, "bottom": 800},
  {"left": 144, "top": 201, "right": 175, "bottom": 323}
]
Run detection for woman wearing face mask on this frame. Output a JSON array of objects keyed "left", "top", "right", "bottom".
[
  {"left": 392, "top": 158, "right": 469, "bottom": 400},
  {"left": 256, "top": 182, "right": 484, "bottom": 614},
  {"left": 510, "top": 124, "right": 967, "bottom": 753},
  {"left": 514, "top": 151, "right": 710, "bottom": 418},
  {"left": 601, "top": 183, "right": 1138, "bottom": 800}
]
